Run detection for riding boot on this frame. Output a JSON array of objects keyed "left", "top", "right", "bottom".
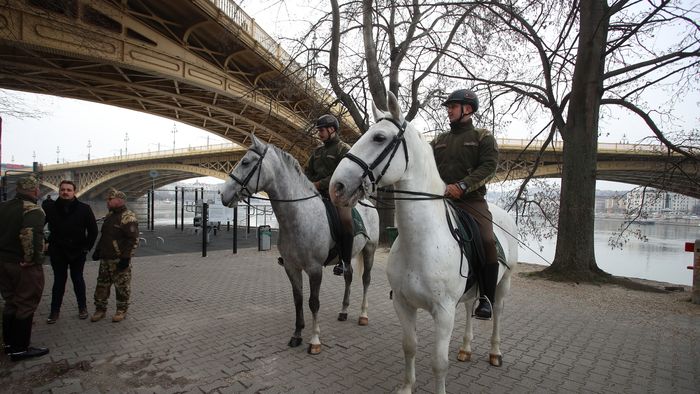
[
  {"left": 2, "top": 311, "right": 14, "bottom": 354},
  {"left": 9, "top": 315, "right": 49, "bottom": 361},
  {"left": 334, "top": 233, "right": 354, "bottom": 276},
  {"left": 474, "top": 264, "right": 499, "bottom": 320}
]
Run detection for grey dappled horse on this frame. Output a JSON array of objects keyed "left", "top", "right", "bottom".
[{"left": 220, "top": 136, "right": 380, "bottom": 354}]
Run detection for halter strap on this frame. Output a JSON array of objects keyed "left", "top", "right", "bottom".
[
  {"left": 228, "top": 145, "right": 268, "bottom": 197},
  {"left": 343, "top": 117, "right": 409, "bottom": 193}
]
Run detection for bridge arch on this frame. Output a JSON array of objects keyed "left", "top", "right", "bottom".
[{"left": 77, "top": 164, "right": 227, "bottom": 199}]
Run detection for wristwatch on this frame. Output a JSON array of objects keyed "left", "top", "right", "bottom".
[{"left": 457, "top": 181, "right": 468, "bottom": 193}]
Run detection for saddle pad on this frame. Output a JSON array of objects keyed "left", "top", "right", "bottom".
[{"left": 351, "top": 207, "right": 367, "bottom": 238}]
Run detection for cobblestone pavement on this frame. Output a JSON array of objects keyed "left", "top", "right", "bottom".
[{"left": 0, "top": 228, "right": 698, "bottom": 393}]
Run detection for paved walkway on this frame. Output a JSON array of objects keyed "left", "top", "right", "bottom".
[{"left": 1, "top": 227, "right": 698, "bottom": 393}]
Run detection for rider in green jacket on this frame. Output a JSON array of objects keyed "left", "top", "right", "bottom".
[
  {"left": 431, "top": 89, "right": 500, "bottom": 320},
  {"left": 305, "top": 114, "right": 353, "bottom": 276}
]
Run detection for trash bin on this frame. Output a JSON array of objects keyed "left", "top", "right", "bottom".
[
  {"left": 385, "top": 226, "right": 398, "bottom": 246},
  {"left": 258, "top": 225, "right": 272, "bottom": 251}
]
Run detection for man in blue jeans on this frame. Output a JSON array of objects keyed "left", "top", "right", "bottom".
[{"left": 45, "top": 180, "right": 98, "bottom": 323}]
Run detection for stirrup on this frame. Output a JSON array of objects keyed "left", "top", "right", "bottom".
[{"left": 471, "top": 296, "right": 493, "bottom": 320}]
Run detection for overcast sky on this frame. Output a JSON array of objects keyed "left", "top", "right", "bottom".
[{"left": 1, "top": 1, "right": 696, "bottom": 191}]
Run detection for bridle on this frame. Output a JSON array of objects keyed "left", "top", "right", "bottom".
[
  {"left": 228, "top": 145, "right": 268, "bottom": 198},
  {"left": 343, "top": 117, "right": 409, "bottom": 193}
]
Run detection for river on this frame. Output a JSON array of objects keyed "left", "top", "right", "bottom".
[
  {"left": 130, "top": 199, "right": 696, "bottom": 286},
  {"left": 518, "top": 218, "right": 698, "bottom": 286}
]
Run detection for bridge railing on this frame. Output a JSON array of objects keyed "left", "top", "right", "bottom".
[
  {"left": 497, "top": 138, "right": 668, "bottom": 154},
  {"left": 206, "top": 0, "right": 339, "bottom": 116},
  {"left": 43, "top": 142, "right": 244, "bottom": 170}
]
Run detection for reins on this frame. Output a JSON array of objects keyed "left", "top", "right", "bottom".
[{"left": 228, "top": 145, "right": 320, "bottom": 203}]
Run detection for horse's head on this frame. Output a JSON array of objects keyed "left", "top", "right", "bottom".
[
  {"left": 220, "top": 135, "right": 271, "bottom": 207},
  {"left": 331, "top": 91, "right": 412, "bottom": 207}
]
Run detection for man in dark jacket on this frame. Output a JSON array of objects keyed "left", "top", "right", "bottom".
[
  {"left": 90, "top": 188, "right": 139, "bottom": 323},
  {"left": 431, "top": 89, "right": 500, "bottom": 320},
  {"left": 305, "top": 114, "right": 353, "bottom": 276},
  {"left": 0, "top": 175, "right": 50, "bottom": 361},
  {"left": 45, "top": 180, "right": 98, "bottom": 323}
]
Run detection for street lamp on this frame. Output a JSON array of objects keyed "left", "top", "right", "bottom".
[
  {"left": 87, "top": 140, "right": 91, "bottom": 161},
  {"left": 124, "top": 132, "right": 129, "bottom": 156},
  {"left": 56, "top": 146, "right": 60, "bottom": 164},
  {"left": 171, "top": 123, "right": 178, "bottom": 151}
]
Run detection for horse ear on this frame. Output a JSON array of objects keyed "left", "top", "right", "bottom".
[
  {"left": 372, "top": 101, "right": 383, "bottom": 122},
  {"left": 250, "top": 134, "right": 263, "bottom": 149},
  {"left": 387, "top": 91, "right": 404, "bottom": 123}
]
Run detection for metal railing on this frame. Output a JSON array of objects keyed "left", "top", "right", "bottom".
[{"left": 497, "top": 138, "right": 671, "bottom": 155}]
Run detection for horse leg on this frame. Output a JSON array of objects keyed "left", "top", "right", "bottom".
[
  {"left": 432, "top": 307, "right": 456, "bottom": 394},
  {"left": 489, "top": 273, "right": 511, "bottom": 367},
  {"left": 338, "top": 257, "right": 353, "bottom": 322},
  {"left": 284, "top": 267, "right": 304, "bottom": 348},
  {"left": 457, "top": 301, "right": 474, "bottom": 362},
  {"left": 307, "top": 268, "right": 323, "bottom": 355},
  {"left": 393, "top": 296, "right": 417, "bottom": 394},
  {"left": 358, "top": 246, "right": 374, "bottom": 326}
]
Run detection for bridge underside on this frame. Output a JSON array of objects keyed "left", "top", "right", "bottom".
[{"left": 0, "top": 0, "right": 358, "bottom": 163}]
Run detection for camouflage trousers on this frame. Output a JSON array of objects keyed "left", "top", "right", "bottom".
[{"left": 93, "top": 259, "right": 131, "bottom": 311}]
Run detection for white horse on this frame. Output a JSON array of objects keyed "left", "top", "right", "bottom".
[
  {"left": 330, "top": 92, "right": 518, "bottom": 393},
  {"left": 220, "top": 136, "right": 380, "bottom": 355}
]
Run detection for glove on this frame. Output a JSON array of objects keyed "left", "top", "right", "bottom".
[
  {"left": 117, "top": 258, "right": 130, "bottom": 272},
  {"left": 91, "top": 250, "right": 101, "bottom": 261}
]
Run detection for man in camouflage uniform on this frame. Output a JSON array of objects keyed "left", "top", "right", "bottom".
[
  {"left": 0, "top": 175, "right": 50, "bottom": 361},
  {"left": 431, "top": 89, "right": 500, "bottom": 320},
  {"left": 305, "top": 114, "right": 353, "bottom": 276},
  {"left": 90, "top": 188, "right": 139, "bottom": 323}
]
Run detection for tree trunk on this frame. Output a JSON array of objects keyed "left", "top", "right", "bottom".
[{"left": 546, "top": 0, "right": 609, "bottom": 280}]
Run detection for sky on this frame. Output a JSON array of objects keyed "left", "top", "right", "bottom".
[{"left": 1, "top": 1, "right": 696, "bottom": 191}]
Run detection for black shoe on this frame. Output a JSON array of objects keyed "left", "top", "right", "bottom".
[
  {"left": 333, "top": 262, "right": 345, "bottom": 276},
  {"left": 474, "top": 297, "right": 492, "bottom": 320},
  {"left": 10, "top": 346, "right": 49, "bottom": 361},
  {"left": 47, "top": 312, "right": 59, "bottom": 324},
  {"left": 78, "top": 309, "right": 88, "bottom": 320}
]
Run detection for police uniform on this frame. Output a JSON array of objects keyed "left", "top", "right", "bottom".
[
  {"left": 0, "top": 176, "right": 50, "bottom": 360},
  {"left": 304, "top": 133, "right": 351, "bottom": 198},
  {"left": 91, "top": 189, "right": 139, "bottom": 322}
]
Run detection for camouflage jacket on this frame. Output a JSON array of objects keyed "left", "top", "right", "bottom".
[
  {"left": 96, "top": 206, "right": 139, "bottom": 260},
  {"left": 431, "top": 119, "right": 499, "bottom": 200},
  {"left": 0, "top": 194, "right": 46, "bottom": 265},
  {"left": 304, "top": 134, "right": 351, "bottom": 196}
]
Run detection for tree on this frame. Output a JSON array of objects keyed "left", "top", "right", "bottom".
[{"left": 274, "top": 0, "right": 699, "bottom": 278}]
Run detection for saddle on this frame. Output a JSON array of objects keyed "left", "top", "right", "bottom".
[
  {"left": 321, "top": 198, "right": 367, "bottom": 266},
  {"left": 447, "top": 202, "right": 508, "bottom": 294}
]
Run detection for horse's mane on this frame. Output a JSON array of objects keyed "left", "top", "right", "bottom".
[{"left": 267, "top": 144, "right": 316, "bottom": 189}]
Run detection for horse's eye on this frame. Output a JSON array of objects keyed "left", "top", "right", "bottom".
[
  {"left": 373, "top": 134, "right": 387, "bottom": 143},
  {"left": 241, "top": 159, "right": 250, "bottom": 166}
]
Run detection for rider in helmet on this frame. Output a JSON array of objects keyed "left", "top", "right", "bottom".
[
  {"left": 305, "top": 114, "right": 354, "bottom": 276},
  {"left": 431, "top": 89, "right": 500, "bottom": 320}
]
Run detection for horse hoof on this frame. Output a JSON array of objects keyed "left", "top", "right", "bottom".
[
  {"left": 308, "top": 343, "right": 322, "bottom": 355},
  {"left": 338, "top": 313, "right": 348, "bottom": 321},
  {"left": 288, "top": 337, "right": 302, "bottom": 347},
  {"left": 358, "top": 316, "right": 368, "bottom": 326},
  {"left": 457, "top": 350, "right": 471, "bottom": 362},
  {"left": 489, "top": 354, "right": 503, "bottom": 367}
]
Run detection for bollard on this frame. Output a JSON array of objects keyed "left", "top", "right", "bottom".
[{"left": 687, "top": 240, "right": 700, "bottom": 304}]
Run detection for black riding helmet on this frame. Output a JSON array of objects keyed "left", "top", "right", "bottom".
[
  {"left": 441, "top": 89, "right": 479, "bottom": 113},
  {"left": 316, "top": 114, "right": 339, "bottom": 131}
]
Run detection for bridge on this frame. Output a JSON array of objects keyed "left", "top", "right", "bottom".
[
  {"left": 0, "top": 1, "right": 697, "bottom": 199},
  {"left": 6, "top": 138, "right": 695, "bottom": 200},
  {"left": 0, "top": 0, "right": 361, "bottom": 164}
]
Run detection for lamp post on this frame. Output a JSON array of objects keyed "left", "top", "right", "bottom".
[
  {"left": 171, "top": 123, "right": 177, "bottom": 151},
  {"left": 87, "top": 140, "right": 91, "bottom": 161},
  {"left": 124, "top": 132, "right": 129, "bottom": 156},
  {"left": 56, "top": 146, "right": 60, "bottom": 164}
]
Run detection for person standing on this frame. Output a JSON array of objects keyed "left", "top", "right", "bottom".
[
  {"left": 45, "top": 180, "right": 98, "bottom": 323},
  {"left": 431, "top": 89, "right": 500, "bottom": 320},
  {"left": 0, "top": 176, "right": 50, "bottom": 361},
  {"left": 305, "top": 114, "right": 354, "bottom": 276},
  {"left": 90, "top": 188, "right": 139, "bottom": 323}
]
